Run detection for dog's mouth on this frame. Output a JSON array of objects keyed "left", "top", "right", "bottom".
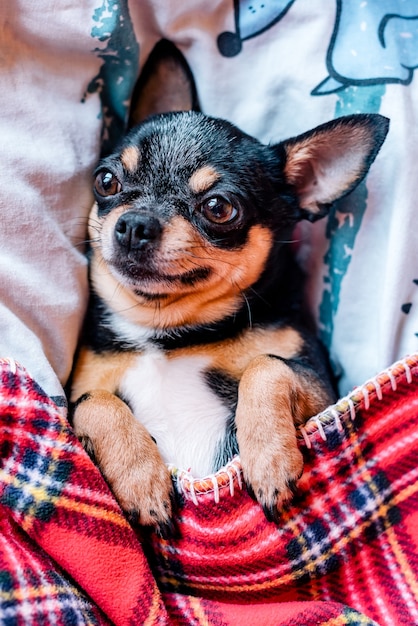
[{"left": 109, "top": 256, "right": 212, "bottom": 298}]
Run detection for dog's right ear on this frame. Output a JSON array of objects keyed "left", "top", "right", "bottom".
[
  {"left": 128, "top": 39, "right": 199, "bottom": 128},
  {"left": 277, "top": 114, "right": 389, "bottom": 222}
]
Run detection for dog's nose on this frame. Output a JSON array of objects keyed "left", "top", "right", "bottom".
[{"left": 114, "top": 211, "right": 162, "bottom": 251}]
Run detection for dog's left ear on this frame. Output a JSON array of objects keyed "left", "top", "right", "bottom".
[
  {"left": 128, "top": 39, "right": 199, "bottom": 128},
  {"left": 277, "top": 114, "right": 389, "bottom": 222}
]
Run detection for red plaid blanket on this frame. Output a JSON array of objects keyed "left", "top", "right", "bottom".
[{"left": 1, "top": 355, "right": 417, "bottom": 625}]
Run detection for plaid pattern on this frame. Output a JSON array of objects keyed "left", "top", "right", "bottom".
[
  {"left": 0, "top": 515, "right": 106, "bottom": 625},
  {"left": 0, "top": 356, "right": 417, "bottom": 625},
  {"left": 0, "top": 359, "right": 168, "bottom": 625},
  {"left": 154, "top": 356, "right": 418, "bottom": 624}
]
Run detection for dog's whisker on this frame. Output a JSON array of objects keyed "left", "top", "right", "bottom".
[
  {"left": 74, "top": 237, "right": 101, "bottom": 249},
  {"left": 245, "top": 286, "right": 271, "bottom": 308},
  {"left": 272, "top": 238, "right": 302, "bottom": 245},
  {"left": 240, "top": 290, "right": 253, "bottom": 328},
  {"left": 180, "top": 249, "right": 239, "bottom": 272}
]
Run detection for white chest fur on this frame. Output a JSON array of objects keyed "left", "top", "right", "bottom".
[{"left": 119, "top": 349, "right": 230, "bottom": 477}]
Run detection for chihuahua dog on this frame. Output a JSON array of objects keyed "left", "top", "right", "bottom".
[{"left": 71, "top": 40, "right": 389, "bottom": 535}]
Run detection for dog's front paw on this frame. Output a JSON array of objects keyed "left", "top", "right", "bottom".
[
  {"left": 241, "top": 442, "right": 303, "bottom": 524},
  {"left": 235, "top": 355, "right": 313, "bottom": 523},
  {"left": 113, "top": 449, "right": 176, "bottom": 538},
  {"left": 73, "top": 391, "right": 177, "bottom": 537}
]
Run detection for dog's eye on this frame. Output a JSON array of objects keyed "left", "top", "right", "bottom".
[
  {"left": 200, "top": 197, "right": 238, "bottom": 224},
  {"left": 94, "top": 171, "right": 122, "bottom": 197}
]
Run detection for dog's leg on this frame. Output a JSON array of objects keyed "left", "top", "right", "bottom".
[
  {"left": 72, "top": 390, "right": 175, "bottom": 536},
  {"left": 236, "top": 355, "right": 331, "bottom": 523}
]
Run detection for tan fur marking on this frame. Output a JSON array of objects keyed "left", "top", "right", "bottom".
[
  {"left": 120, "top": 145, "right": 141, "bottom": 173},
  {"left": 236, "top": 356, "right": 304, "bottom": 512},
  {"left": 284, "top": 142, "right": 318, "bottom": 188},
  {"left": 235, "top": 352, "right": 333, "bottom": 518},
  {"left": 188, "top": 166, "right": 220, "bottom": 194},
  {"left": 71, "top": 348, "right": 135, "bottom": 401},
  {"left": 167, "top": 326, "right": 303, "bottom": 379},
  {"left": 72, "top": 389, "right": 173, "bottom": 526}
]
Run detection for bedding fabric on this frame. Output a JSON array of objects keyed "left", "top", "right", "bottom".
[
  {"left": 0, "top": 354, "right": 417, "bottom": 625},
  {"left": 0, "top": 1, "right": 418, "bottom": 398}
]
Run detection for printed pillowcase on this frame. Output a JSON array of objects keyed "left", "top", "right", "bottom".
[
  {"left": 1, "top": 1, "right": 417, "bottom": 400},
  {"left": 0, "top": 3, "right": 104, "bottom": 398}
]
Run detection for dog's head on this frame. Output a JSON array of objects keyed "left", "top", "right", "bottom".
[{"left": 89, "top": 40, "right": 389, "bottom": 331}]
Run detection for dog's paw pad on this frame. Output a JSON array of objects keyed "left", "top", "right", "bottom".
[
  {"left": 155, "top": 513, "right": 180, "bottom": 540},
  {"left": 262, "top": 493, "right": 282, "bottom": 525},
  {"left": 243, "top": 448, "right": 304, "bottom": 524},
  {"left": 126, "top": 492, "right": 177, "bottom": 536},
  {"left": 257, "top": 482, "right": 298, "bottom": 524},
  {"left": 78, "top": 435, "right": 97, "bottom": 463}
]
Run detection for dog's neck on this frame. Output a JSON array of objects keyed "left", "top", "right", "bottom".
[
  {"left": 85, "top": 246, "right": 305, "bottom": 353},
  {"left": 84, "top": 289, "right": 251, "bottom": 352}
]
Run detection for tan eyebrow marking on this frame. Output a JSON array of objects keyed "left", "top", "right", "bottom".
[
  {"left": 120, "top": 145, "right": 141, "bottom": 173},
  {"left": 189, "top": 165, "right": 221, "bottom": 194}
]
